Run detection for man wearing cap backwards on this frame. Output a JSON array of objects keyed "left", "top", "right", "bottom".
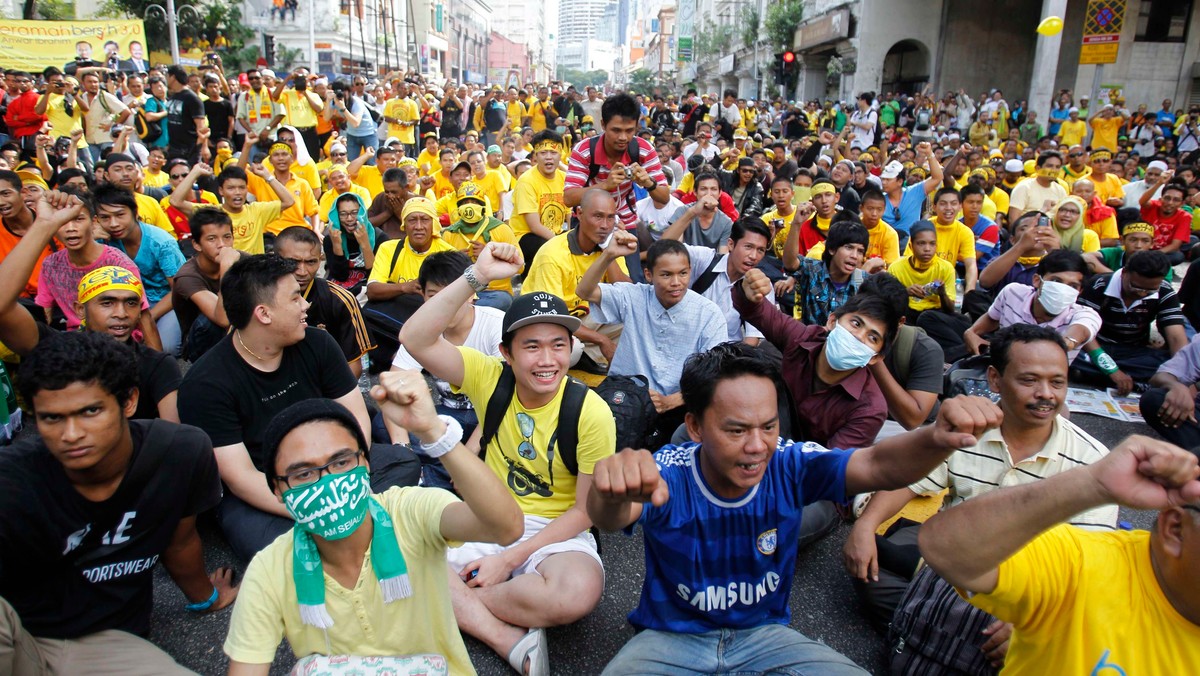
[
  {"left": 401, "top": 241, "right": 615, "bottom": 676},
  {"left": 171, "top": 162, "right": 295, "bottom": 255},
  {"left": 442, "top": 183, "right": 517, "bottom": 310},
  {"left": 179, "top": 254, "right": 421, "bottom": 561},
  {"left": 0, "top": 327, "right": 237, "bottom": 675},
  {"left": 365, "top": 197, "right": 456, "bottom": 327},
  {"left": 0, "top": 190, "right": 182, "bottom": 421},
  {"left": 1007, "top": 151, "right": 1067, "bottom": 224},
  {"left": 223, "top": 375, "right": 524, "bottom": 676}
]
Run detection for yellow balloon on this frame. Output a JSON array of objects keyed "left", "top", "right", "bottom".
[{"left": 1037, "top": 16, "right": 1064, "bottom": 36}]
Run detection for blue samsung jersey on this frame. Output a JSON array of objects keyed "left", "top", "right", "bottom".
[{"left": 627, "top": 440, "right": 853, "bottom": 633}]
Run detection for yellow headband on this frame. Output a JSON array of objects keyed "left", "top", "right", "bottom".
[
  {"left": 533, "top": 140, "right": 561, "bottom": 153},
  {"left": 1123, "top": 222, "right": 1155, "bottom": 236},
  {"left": 397, "top": 157, "right": 418, "bottom": 168},
  {"left": 811, "top": 182, "right": 836, "bottom": 197},
  {"left": 859, "top": 153, "right": 873, "bottom": 163},
  {"left": 1091, "top": 150, "right": 1112, "bottom": 161},
  {"left": 327, "top": 163, "right": 349, "bottom": 175},
  {"left": 78, "top": 266, "right": 143, "bottom": 305},
  {"left": 1036, "top": 167, "right": 1063, "bottom": 180},
  {"left": 270, "top": 142, "right": 293, "bottom": 156}
]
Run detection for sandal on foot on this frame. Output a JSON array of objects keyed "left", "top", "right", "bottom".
[{"left": 507, "top": 628, "right": 548, "bottom": 676}]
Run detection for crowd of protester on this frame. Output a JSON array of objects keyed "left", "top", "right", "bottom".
[{"left": 0, "top": 57, "right": 1198, "bottom": 676}]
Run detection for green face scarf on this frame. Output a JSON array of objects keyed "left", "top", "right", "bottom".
[{"left": 284, "top": 467, "right": 412, "bottom": 628}]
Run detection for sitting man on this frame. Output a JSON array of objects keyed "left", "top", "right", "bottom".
[
  {"left": 775, "top": 220, "right": 870, "bottom": 326},
  {"left": 440, "top": 183, "right": 518, "bottom": 310},
  {"left": 977, "top": 211, "right": 1057, "bottom": 296},
  {"left": 400, "top": 242, "right": 615, "bottom": 674},
  {"left": 275, "top": 226, "right": 374, "bottom": 378},
  {"left": 178, "top": 254, "right": 420, "bottom": 561},
  {"left": 524, "top": 188, "right": 630, "bottom": 372},
  {"left": 577, "top": 234, "right": 726, "bottom": 447},
  {"left": 1138, "top": 177, "right": 1193, "bottom": 266},
  {"left": 1140, "top": 334, "right": 1200, "bottom": 455},
  {"left": 222, "top": 376, "right": 524, "bottom": 676},
  {"left": 686, "top": 218, "right": 774, "bottom": 346},
  {"left": 170, "top": 163, "right": 294, "bottom": 255},
  {"left": 1076, "top": 250, "right": 1189, "bottom": 395},
  {"left": 919, "top": 433, "right": 1200, "bottom": 673},
  {"left": 587, "top": 342, "right": 1003, "bottom": 675},
  {"left": 0, "top": 331, "right": 235, "bottom": 675},
  {"left": 324, "top": 191, "right": 381, "bottom": 297},
  {"left": 1084, "top": 220, "right": 1157, "bottom": 277},
  {"left": 845, "top": 326, "right": 1118, "bottom": 672},
  {"left": 888, "top": 220, "right": 957, "bottom": 324},
  {"left": 170, "top": 209, "right": 240, "bottom": 360},
  {"left": 953, "top": 250, "right": 1101, "bottom": 364}
]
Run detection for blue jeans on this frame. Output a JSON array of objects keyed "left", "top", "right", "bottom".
[
  {"left": 345, "top": 133, "right": 378, "bottom": 163},
  {"left": 474, "top": 289, "right": 513, "bottom": 311},
  {"left": 601, "top": 624, "right": 866, "bottom": 675}
]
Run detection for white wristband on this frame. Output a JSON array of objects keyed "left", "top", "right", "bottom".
[{"left": 417, "top": 415, "right": 462, "bottom": 458}]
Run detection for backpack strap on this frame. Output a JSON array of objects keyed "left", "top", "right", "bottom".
[
  {"left": 553, "top": 377, "right": 589, "bottom": 477},
  {"left": 478, "top": 363, "right": 516, "bottom": 460},
  {"left": 893, "top": 324, "right": 925, "bottom": 386},
  {"left": 691, "top": 252, "right": 725, "bottom": 295}
]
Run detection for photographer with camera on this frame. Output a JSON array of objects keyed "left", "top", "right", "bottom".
[
  {"left": 1176, "top": 107, "right": 1199, "bottom": 155},
  {"left": 34, "top": 67, "right": 93, "bottom": 172},
  {"left": 272, "top": 68, "right": 323, "bottom": 159}
]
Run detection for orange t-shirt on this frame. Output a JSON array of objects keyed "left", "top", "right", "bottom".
[{"left": 0, "top": 218, "right": 55, "bottom": 298}]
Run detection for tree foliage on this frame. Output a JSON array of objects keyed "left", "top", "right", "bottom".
[
  {"left": 556, "top": 67, "right": 608, "bottom": 88},
  {"left": 627, "top": 68, "right": 656, "bottom": 94},
  {"left": 764, "top": 0, "right": 804, "bottom": 51},
  {"left": 28, "top": 0, "right": 75, "bottom": 20},
  {"left": 740, "top": 6, "right": 761, "bottom": 50},
  {"left": 95, "top": 0, "right": 254, "bottom": 57}
]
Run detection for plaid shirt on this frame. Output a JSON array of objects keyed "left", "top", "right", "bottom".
[{"left": 790, "top": 257, "right": 863, "bottom": 326}]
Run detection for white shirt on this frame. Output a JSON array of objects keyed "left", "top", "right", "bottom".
[
  {"left": 636, "top": 195, "right": 685, "bottom": 238},
  {"left": 392, "top": 306, "right": 505, "bottom": 409},
  {"left": 685, "top": 244, "right": 770, "bottom": 342}
]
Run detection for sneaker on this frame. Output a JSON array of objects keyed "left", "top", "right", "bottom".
[{"left": 507, "top": 628, "right": 548, "bottom": 676}]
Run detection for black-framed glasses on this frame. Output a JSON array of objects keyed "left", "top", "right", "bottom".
[
  {"left": 169, "top": 173, "right": 189, "bottom": 179},
  {"left": 275, "top": 449, "right": 365, "bottom": 489}
]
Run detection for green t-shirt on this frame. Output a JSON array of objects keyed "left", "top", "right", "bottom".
[{"left": 1097, "top": 246, "right": 1173, "bottom": 280}]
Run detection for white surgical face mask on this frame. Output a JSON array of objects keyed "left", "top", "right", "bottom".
[
  {"left": 1038, "top": 279, "right": 1079, "bottom": 316},
  {"left": 824, "top": 323, "right": 877, "bottom": 371}
]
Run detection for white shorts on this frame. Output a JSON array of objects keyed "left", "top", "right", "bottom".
[{"left": 446, "top": 515, "right": 603, "bottom": 578}]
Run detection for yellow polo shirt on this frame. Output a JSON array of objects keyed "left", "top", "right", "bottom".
[
  {"left": 279, "top": 89, "right": 320, "bottom": 128},
  {"left": 247, "top": 173, "right": 319, "bottom": 234},
  {"left": 522, "top": 230, "right": 629, "bottom": 316}
]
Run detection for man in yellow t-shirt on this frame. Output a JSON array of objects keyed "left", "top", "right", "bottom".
[
  {"left": 317, "top": 164, "right": 372, "bottom": 225},
  {"left": 908, "top": 187, "right": 978, "bottom": 291},
  {"left": 505, "top": 88, "right": 528, "bottom": 132},
  {"left": 36, "top": 72, "right": 87, "bottom": 155},
  {"left": 246, "top": 142, "right": 319, "bottom": 235},
  {"left": 1088, "top": 104, "right": 1124, "bottom": 152},
  {"left": 416, "top": 132, "right": 440, "bottom": 177},
  {"left": 427, "top": 149, "right": 459, "bottom": 200},
  {"left": 365, "top": 197, "right": 455, "bottom": 324},
  {"left": 509, "top": 131, "right": 568, "bottom": 277},
  {"left": 889, "top": 221, "right": 957, "bottom": 315},
  {"left": 349, "top": 145, "right": 400, "bottom": 199},
  {"left": 169, "top": 162, "right": 293, "bottom": 255},
  {"left": 1057, "top": 108, "right": 1087, "bottom": 148},
  {"left": 760, "top": 177, "right": 800, "bottom": 259},
  {"left": 1084, "top": 148, "right": 1126, "bottom": 208},
  {"left": 528, "top": 87, "right": 554, "bottom": 133},
  {"left": 464, "top": 150, "right": 507, "bottom": 216},
  {"left": 276, "top": 74, "right": 323, "bottom": 157},
  {"left": 397, "top": 242, "right": 615, "bottom": 672},
  {"left": 858, "top": 190, "right": 900, "bottom": 266},
  {"left": 223, "top": 377, "right": 523, "bottom": 676},
  {"left": 383, "top": 86, "right": 419, "bottom": 153},
  {"left": 919, "top": 435, "right": 1200, "bottom": 676}
]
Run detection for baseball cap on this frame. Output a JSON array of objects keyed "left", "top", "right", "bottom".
[
  {"left": 486, "top": 144, "right": 502, "bottom": 155},
  {"left": 880, "top": 160, "right": 905, "bottom": 179},
  {"left": 1004, "top": 159, "right": 1024, "bottom": 173},
  {"left": 502, "top": 292, "right": 581, "bottom": 339}
]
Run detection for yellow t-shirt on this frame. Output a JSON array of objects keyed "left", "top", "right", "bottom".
[
  {"left": 509, "top": 168, "right": 567, "bottom": 239},
  {"left": 196, "top": 201, "right": 281, "bottom": 254},
  {"left": 1090, "top": 173, "right": 1126, "bottom": 206},
  {"left": 386, "top": 97, "right": 419, "bottom": 145},
  {"left": 291, "top": 161, "right": 322, "bottom": 197},
  {"left": 318, "top": 185, "right": 371, "bottom": 223},
  {"left": 760, "top": 207, "right": 799, "bottom": 259},
  {"left": 453, "top": 347, "right": 616, "bottom": 518},
  {"left": 966, "top": 526, "right": 1200, "bottom": 676},
  {"left": 522, "top": 230, "right": 629, "bottom": 315},
  {"left": 1059, "top": 119, "right": 1087, "bottom": 148},
  {"left": 43, "top": 93, "right": 86, "bottom": 147},
  {"left": 416, "top": 149, "right": 440, "bottom": 177},
  {"left": 353, "top": 165, "right": 385, "bottom": 199},
  {"left": 466, "top": 170, "right": 506, "bottom": 215},
  {"left": 865, "top": 220, "right": 901, "bottom": 264},
  {"left": 247, "top": 173, "right": 318, "bottom": 235},
  {"left": 135, "top": 191, "right": 177, "bottom": 239},
  {"left": 905, "top": 221, "right": 977, "bottom": 265},
  {"left": 1086, "top": 213, "right": 1119, "bottom": 242},
  {"left": 368, "top": 238, "right": 457, "bottom": 285},
  {"left": 988, "top": 187, "right": 1009, "bottom": 220},
  {"left": 428, "top": 170, "right": 456, "bottom": 200},
  {"left": 435, "top": 193, "right": 459, "bottom": 225},
  {"left": 222, "top": 486, "right": 473, "bottom": 673},
  {"left": 1089, "top": 116, "right": 1123, "bottom": 153},
  {"left": 506, "top": 100, "right": 527, "bottom": 128},
  {"left": 142, "top": 168, "right": 169, "bottom": 189},
  {"left": 888, "top": 256, "right": 957, "bottom": 312},
  {"left": 441, "top": 221, "right": 518, "bottom": 294},
  {"left": 528, "top": 99, "right": 553, "bottom": 132},
  {"left": 279, "top": 89, "right": 319, "bottom": 129}
]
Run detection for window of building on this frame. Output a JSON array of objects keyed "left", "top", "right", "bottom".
[{"left": 1135, "top": 0, "right": 1192, "bottom": 42}]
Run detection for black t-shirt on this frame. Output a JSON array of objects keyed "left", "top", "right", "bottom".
[
  {"left": 170, "top": 256, "right": 220, "bottom": 345},
  {"left": 167, "top": 88, "right": 204, "bottom": 151},
  {"left": 441, "top": 100, "right": 463, "bottom": 137},
  {"left": 203, "top": 98, "right": 234, "bottom": 143},
  {"left": 177, "top": 328, "right": 358, "bottom": 470},
  {"left": 303, "top": 278, "right": 374, "bottom": 365},
  {"left": 0, "top": 420, "right": 219, "bottom": 639},
  {"left": 132, "top": 341, "right": 182, "bottom": 420}
]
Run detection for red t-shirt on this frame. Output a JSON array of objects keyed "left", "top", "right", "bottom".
[{"left": 1140, "top": 200, "right": 1192, "bottom": 250}]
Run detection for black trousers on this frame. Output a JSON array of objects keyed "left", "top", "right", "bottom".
[{"left": 1140, "top": 387, "right": 1200, "bottom": 456}]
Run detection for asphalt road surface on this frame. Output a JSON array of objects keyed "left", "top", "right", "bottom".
[{"left": 150, "top": 412, "right": 1159, "bottom": 675}]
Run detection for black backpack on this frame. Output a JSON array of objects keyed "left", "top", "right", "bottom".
[
  {"left": 594, "top": 375, "right": 657, "bottom": 452},
  {"left": 479, "top": 364, "right": 589, "bottom": 480}
]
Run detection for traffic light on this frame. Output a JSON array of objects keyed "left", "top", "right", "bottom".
[
  {"left": 775, "top": 51, "right": 797, "bottom": 87},
  {"left": 264, "top": 34, "right": 276, "bottom": 66}
]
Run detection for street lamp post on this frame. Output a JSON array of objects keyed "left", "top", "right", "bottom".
[{"left": 144, "top": 0, "right": 203, "bottom": 64}]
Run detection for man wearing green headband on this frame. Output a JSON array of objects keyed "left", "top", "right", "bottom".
[{"left": 224, "top": 374, "right": 523, "bottom": 675}]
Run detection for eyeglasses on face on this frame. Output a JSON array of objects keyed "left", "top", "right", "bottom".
[
  {"left": 275, "top": 449, "right": 365, "bottom": 489},
  {"left": 169, "top": 173, "right": 189, "bottom": 179}
]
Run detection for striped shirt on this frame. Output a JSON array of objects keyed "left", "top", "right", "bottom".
[
  {"left": 1077, "top": 269, "right": 1186, "bottom": 346},
  {"left": 302, "top": 278, "right": 374, "bottom": 365},
  {"left": 564, "top": 135, "right": 667, "bottom": 228},
  {"left": 910, "top": 416, "right": 1118, "bottom": 530}
]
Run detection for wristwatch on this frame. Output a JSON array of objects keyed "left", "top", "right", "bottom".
[{"left": 463, "top": 265, "right": 488, "bottom": 293}]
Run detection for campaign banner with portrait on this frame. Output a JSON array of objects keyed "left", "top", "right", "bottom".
[{"left": 0, "top": 20, "right": 149, "bottom": 74}]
